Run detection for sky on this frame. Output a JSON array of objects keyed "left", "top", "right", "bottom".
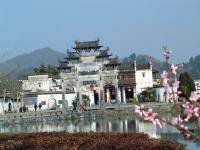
[{"left": 0, "top": 0, "right": 200, "bottom": 63}]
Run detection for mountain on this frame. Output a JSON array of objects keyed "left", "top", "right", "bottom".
[
  {"left": 120, "top": 53, "right": 164, "bottom": 72},
  {"left": 136, "top": 54, "right": 164, "bottom": 71},
  {"left": 182, "top": 55, "right": 200, "bottom": 79},
  {"left": 1, "top": 48, "right": 199, "bottom": 80},
  {"left": 0, "top": 47, "right": 65, "bottom": 79}
]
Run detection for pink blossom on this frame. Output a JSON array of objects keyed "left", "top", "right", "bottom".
[
  {"left": 178, "top": 125, "right": 191, "bottom": 139},
  {"left": 135, "top": 105, "right": 145, "bottom": 117},
  {"left": 163, "top": 78, "right": 169, "bottom": 88},
  {"left": 180, "top": 125, "right": 188, "bottom": 131},
  {"left": 170, "top": 64, "right": 178, "bottom": 75},
  {"left": 161, "top": 71, "right": 168, "bottom": 79},
  {"left": 182, "top": 102, "right": 194, "bottom": 110},
  {"left": 185, "top": 107, "right": 199, "bottom": 118},
  {"left": 182, "top": 102, "right": 199, "bottom": 118},
  {"left": 163, "top": 50, "right": 172, "bottom": 59},
  {"left": 184, "top": 132, "right": 191, "bottom": 139},
  {"left": 172, "top": 81, "right": 180, "bottom": 93},
  {"left": 184, "top": 116, "right": 190, "bottom": 122},
  {"left": 189, "top": 91, "right": 200, "bottom": 102},
  {"left": 154, "top": 118, "right": 162, "bottom": 128},
  {"left": 193, "top": 107, "right": 199, "bottom": 117},
  {"left": 144, "top": 109, "right": 157, "bottom": 122},
  {"left": 173, "top": 115, "right": 183, "bottom": 125}
]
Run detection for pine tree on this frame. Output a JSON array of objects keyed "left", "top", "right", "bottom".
[{"left": 179, "top": 72, "right": 195, "bottom": 99}]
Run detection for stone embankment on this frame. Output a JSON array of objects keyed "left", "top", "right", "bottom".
[{"left": 0, "top": 103, "right": 178, "bottom": 125}]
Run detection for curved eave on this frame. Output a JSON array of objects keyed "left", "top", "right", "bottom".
[
  {"left": 73, "top": 46, "right": 103, "bottom": 50},
  {"left": 105, "top": 63, "right": 121, "bottom": 66},
  {"left": 96, "top": 54, "right": 112, "bottom": 58},
  {"left": 65, "top": 57, "right": 80, "bottom": 60}
]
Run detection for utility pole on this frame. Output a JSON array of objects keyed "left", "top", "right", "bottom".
[
  {"left": 16, "top": 91, "right": 20, "bottom": 113},
  {"left": 2, "top": 89, "right": 6, "bottom": 114},
  {"left": 99, "top": 65, "right": 103, "bottom": 110}
]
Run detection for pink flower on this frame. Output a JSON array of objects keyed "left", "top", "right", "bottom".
[
  {"left": 185, "top": 107, "right": 199, "bottom": 118},
  {"left": 193, "top": 107, "right": 199, "bottom": 117},
  {"left": 182, "top": 102, "right": 194, "bottom": 110},
  {"left": 172, "top": 80, "right": 180, "bottom": 93},
  {"left": 163, "top": 78, "right": 169, "bottom": 88},
  {"left": 182, "top": 102, "right": 199, "bottom": 118},
  {"left": 161, "top": 71, "right": 168, "bottom": 79},
  {"left": 154, "top": 118, "right": 162, "bottom": 128},
  {"left": 144, "top": 109, "right": 157, "bottom": 122},
  {"left": 184, "top": 132, "right": 191, "bottom": 139},
  {"left": 163, "top": 50, "right": 172, "bottom": 59},
  {"left": 170, "top": 64, "right": 178, "bottom": 75},
  {"left": 135, "top": 105, "right": 145, "bottom": 117},
  {"left": 178, "top": 125, "right": 191, "bottom": 139},
  {"left": 173, "top": 115, "right": 183, "bottom": 125},
  {"left": 184, "top": 116, "right": 190, "bottom": 122},
  {"left": 180, "top": 124, "right": 188, "bottom": 131},
  {"left": 189, "top": 91, "right": 200, "bottom": 102}
]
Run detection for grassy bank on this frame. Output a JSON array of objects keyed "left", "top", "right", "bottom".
[{"left": 0, "top": 132, "right": 185, "bottom": 150}]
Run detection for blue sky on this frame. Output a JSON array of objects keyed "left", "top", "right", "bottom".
[{"left": 0, "top": 0, "right": 200, "bottom": 63}]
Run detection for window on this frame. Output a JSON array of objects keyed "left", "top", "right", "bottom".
[
  {"left": 41, "top": 101, "right": 46, "bottom": 105},
  {"left": 58, "top": 100, "right": 63, "bottom": 104},
  {"left": 142, "top": 72, "right": 145, "bottom": 77},
  {"left": 38, "top": 82, "right": 41, "bottom": 87}
]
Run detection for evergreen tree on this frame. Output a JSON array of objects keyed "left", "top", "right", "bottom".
[
  {"left": 33, "top": 64, "right": 59, "bottom": 77},
  {"left": 178, "top": 72, "right": 195, "bottom": 99}
]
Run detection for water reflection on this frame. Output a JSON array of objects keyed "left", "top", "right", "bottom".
[{"left": 0, "top": 116, "right": 200, "bottom": 150}]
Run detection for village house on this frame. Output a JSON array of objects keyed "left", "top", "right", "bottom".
[
  {"left": 59, "top": 39, "right": 154, "bottom": 106},
  {"left": 21, "top": 39, "right": 160, "bottom": 110}
]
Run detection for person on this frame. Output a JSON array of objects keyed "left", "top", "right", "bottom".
[
  {"left": 80, "top": 103, "right": 86, "bottom": 111},
  {"left": 8, "top": 102, "right": 12, "bottom": 111},
  {"left": 72, "top": 100, "right": 77, "bottom": 111},
  {"left": 19, "top": 107, "right": 22, "bottom": 113},
  {"left": 23, "top": 105, "right": 26, "bottom": 112},
  {"left": 39, "top": 103, "right": 42, "bottom": 110},
  {"left": 34, "top": 104, "right": 38, "bottom": 112}
]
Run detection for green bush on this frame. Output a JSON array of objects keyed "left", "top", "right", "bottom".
[{"left": 129, "top": 98, "right": 138, "bottom": 105}]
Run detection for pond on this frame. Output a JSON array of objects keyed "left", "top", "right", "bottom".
[{"left": 0, "top": 115, "right": 200, "bottom": 150}]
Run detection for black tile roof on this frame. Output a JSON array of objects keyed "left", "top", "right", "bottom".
[{"left": 73, "top": 39, "right": 102, "bottom": 49}]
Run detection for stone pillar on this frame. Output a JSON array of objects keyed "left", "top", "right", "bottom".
[
  {"left": 89, "top": 90, "right": 94, "bottom": 106},
  {"left": 91, "top": 121, "right": 96, "bottom": 132},
  {"left": 122, "top": 87, "right": 126, "bottom": 103},
  {"left": 124, "top": 120, "right": 128, "bottom": 132},
  {"left": 98, "top": 88, "right": 101, "bottom": 106},
  {"left": 106, "top": 88, "right": 110, "bottom": 103},
  {"left": 118, "top": 87, "right": 122, "bottom": 103},
  {"left": 120, "top": 120, "right": 123, "bottom": 133},
  {"left": 108, "top": 121, "right": 112, "bottom": 132}
]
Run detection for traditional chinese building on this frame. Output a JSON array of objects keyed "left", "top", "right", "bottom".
[{"left": 59, "top": 39, "right": 153, "bottom": 106}]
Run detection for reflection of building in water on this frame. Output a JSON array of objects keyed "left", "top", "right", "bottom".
[
  {"left": 135, "top": 119, "right": 161, "bottom": 138},
  {"left": 59, "top": 39, "right": 154, "bottom": 106}
]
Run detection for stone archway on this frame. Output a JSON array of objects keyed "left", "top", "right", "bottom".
[{"left": 48, "top": 98, "right": 57, "bottom": 110}]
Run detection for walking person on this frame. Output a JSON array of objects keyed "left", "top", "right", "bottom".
[
  {"left": 39, "top": 103, "right": 42, "bottom": 110},
  {"left": 34, "top": 104, "right": 38, "bottom": 112},
  {"left": 8, "top": 102, "right": 12, "bottom": 111}
]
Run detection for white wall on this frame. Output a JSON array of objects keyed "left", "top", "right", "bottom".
[
  {"left": 194, "top": 80, "right": 200, "bottom": 94},
  {"left": 22, "top": 75, "right": 61, "bottom": 92},
  {"left": 37, "top": 93, "right": 76, "bottom": 110},
  {"left": 0, "top": 100, "right": 18, "bottom": 114},
  {"left": 135, "top": 70, "right": 153, "bottom": 95},
  {"left": 22, "top": 75, "right": 52, "bottom": 92},
  {"left": 154, "top": 87, "right": 165, "bottom": 103},
  {"left": 154, "top": 86, "right": 179, "bottom": 103}
]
